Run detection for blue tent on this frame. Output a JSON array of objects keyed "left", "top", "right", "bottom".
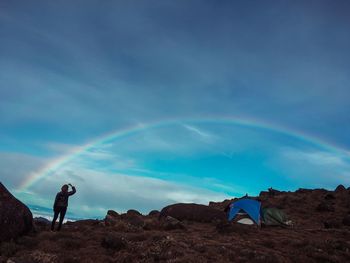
[{"left": 228, "top": 199, "right": 261, "bottom": 225}]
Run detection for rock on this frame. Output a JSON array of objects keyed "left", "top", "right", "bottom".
[
  {"left": 121, "top": 210, "right": 145, "bottom": 228},
  {"left": 316, "top": 202, "right": 335, "bottom": 212},
  {"left": 143, "top": 218, "right": 161, "bottom": 230},
  {"left": 296, "top": 188, "right": 312, "bottom": 194},
  {"left": 160, "top": 203, "right": 226, "bottom": 223},
  {"left": 268, "top": 187, "right": 281, "bottom": 196},
  {"left": 126, "top": 216, "right": 144, "bottom": 228},
  {"left": 209, "top": 199, "right": 234, "bottom": 211},
  {"left": 0, "top": 183, "right": 33, "bottom": 242},
  {"left": 335, "top": 185, "right": 346, "bottom": 192},
  {"left": 105, "top": 215, "right": 116, "bottom": 226},
  {"left": 148, "top": 210, "right": 160, "bottom": 217},
  {"left": 342, "top": 215, "right": 350, "bottom": 226},
  {"left": 33, "top": 217, "right": 50, "bottom": 226},
  {"left": 208, "top": 201, "right": 217, "bottom": 207},
  {"left": 126, "top": 209, "right": 142, "bottom": 217},
  {"left": 259, "top": 191, "right": 269, "bottom": 198},
  {"left": 163, "top": 216, "right": 185, "bottom": 230},
  {"left": 105, "top": 210, "right": 120, "bottom": 226},
  {"left": 101, "top": 233, "right": 127, "bottom": 250},
  {"left": 33, "top": 217, "right": 50, "bottom": 231},
  {"left": 107, "top": 210, "right": 120, "bottom": 218}
]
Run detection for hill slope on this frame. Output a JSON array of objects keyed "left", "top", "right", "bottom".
[{"left": 1, "top": 186, "right": 350, "bottom": 262}]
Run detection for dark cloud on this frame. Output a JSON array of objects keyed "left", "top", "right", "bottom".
[{"left": 1, "top": 1, "right": 349, "bottom": 147}]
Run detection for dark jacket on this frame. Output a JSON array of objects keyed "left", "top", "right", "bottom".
[{"left": 54, "top": 187, "right": 76, "bottom": 208}]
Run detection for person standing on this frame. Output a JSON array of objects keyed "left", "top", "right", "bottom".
[{"left": 51, "top": 184, "right": 76, "bottom": 231}]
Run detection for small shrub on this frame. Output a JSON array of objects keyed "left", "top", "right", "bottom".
[
  {"left": 101, "top": 233, "right": 127, "bottom": 250},
  {"left": 126, "top": 233, "right": 148, "bottom": 242},
  {"left": 16, "top": 236, "right": 39, "bottom": 249},
  {"left": 61, "top": 238, "right": 82, "bottom": 250},
  {"left": 262, "top": 240, "right": 275, "bottom": 249}
]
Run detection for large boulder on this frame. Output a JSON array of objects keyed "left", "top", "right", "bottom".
[
  {"left": 335, "top": 184, "right": 346, "bottom": 192},
  {"left": 121, "top": 209, "right": 145, "bottom": 228},
  {"left": 0, "top": 183, "right": 33, "bottom": 242},
  {"left": 162, "top": 216, "right": 185, "bottom": 231},
  {"left": 107, "top": 210, "right": 120, "bottom": 218},
  {"left": 148, "top": 210, "right": 160, "bottom": 217},
  {"left": 104, "top": 210, "right": 120, "bottom": 226},
  {"left": 126, "top": 209, "right": 142, "bottom": 216},
  {"left": 160, "top": 203, "right": 226, "bottom": 223}
]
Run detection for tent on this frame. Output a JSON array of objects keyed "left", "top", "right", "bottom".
[
  {"left": 261, "top": 207, "right": 288, "bottom": 226},
  {"left": 228, "top": 199, "right": 261, "bottom": 225},
  {"left": 227, "top": 199, "right": 289, "bottom": 226}
]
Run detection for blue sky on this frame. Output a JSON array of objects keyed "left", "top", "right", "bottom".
[{"left": 1, "top": 0, "right": 350, "bottom": 218}]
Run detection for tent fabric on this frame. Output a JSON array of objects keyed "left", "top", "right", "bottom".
[
  {"left": 237, "top": 218, "right": 255, "bottom": 225},
  {"left": 261, "top": 208, "right": 288, "bottom": 226},
  {"left": 228, "top": 199, "right": 261, "bottom": 225}
]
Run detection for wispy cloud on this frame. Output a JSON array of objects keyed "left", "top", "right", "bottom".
[
  {"left": 44, "top": 142, "right": 80, "bottom": 154},
  {"left": 282, "top": 149, "right": 349, "bottom": 168},
  {"left": 183, "top": 124, "right": 212, "bottom": 139}
]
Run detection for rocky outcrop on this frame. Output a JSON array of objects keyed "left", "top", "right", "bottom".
[
  {"left": 107, "top": 210, "right": 120, "bottom": 218},
  {"left": 33, "top": 217, "right": 51, "bottom": 231},
  {"left": 0, "top": 183, "right": 33, "bottom": 242},
  {"left": 104, "top": 210, "right": 120, "bottom": 226},
  {"left": 335, "top": 184, "right": 346, "bottom": 192},
  {"left": 160, "top": 203, "right": 226, "bottom": 223},
  {"left": 115, "top": 209, "right": 145, "bottom": 228},
  {"left": 162, "top": 216, "right": 185, "bottom": 230},
  {"left": 148, "top": 210, "right": 160, "bottom": 217},
  {"left": 126, "top": 209, "right": 142, "bottom": 217},
  {"left": 33, "top": 217, "right": 50, "bottom": 226}
]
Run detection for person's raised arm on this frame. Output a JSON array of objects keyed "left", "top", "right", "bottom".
[{"left": 68, "top": 185, "right": 76, "bottom": 196}]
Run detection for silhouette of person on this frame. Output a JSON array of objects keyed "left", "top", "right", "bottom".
[{"left": 51, "top": 184, "right": 76, "bottom": 231}]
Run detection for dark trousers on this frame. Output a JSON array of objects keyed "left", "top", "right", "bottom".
[{"left": 51, "top": 206, "right": 67, "bottom": 231}]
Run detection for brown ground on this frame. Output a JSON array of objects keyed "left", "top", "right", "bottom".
[{"left": 1, "top": 186, "right": 350, "bottom": 263}]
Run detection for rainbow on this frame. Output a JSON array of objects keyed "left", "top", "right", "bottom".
[{"left": 19, "top": 116, "right": 350, "bottom": 190}]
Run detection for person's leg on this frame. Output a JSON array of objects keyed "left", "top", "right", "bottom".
[
  {"left": 51, "top": 208, "right": 59, "bottom": 231},
  {"left": 57, "top": 207, "right": 67, "bottom": 231}
]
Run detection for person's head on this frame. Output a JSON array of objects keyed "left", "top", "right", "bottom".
[{"left": 61, "top": 184, "right": 69, "bottom": 193}]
